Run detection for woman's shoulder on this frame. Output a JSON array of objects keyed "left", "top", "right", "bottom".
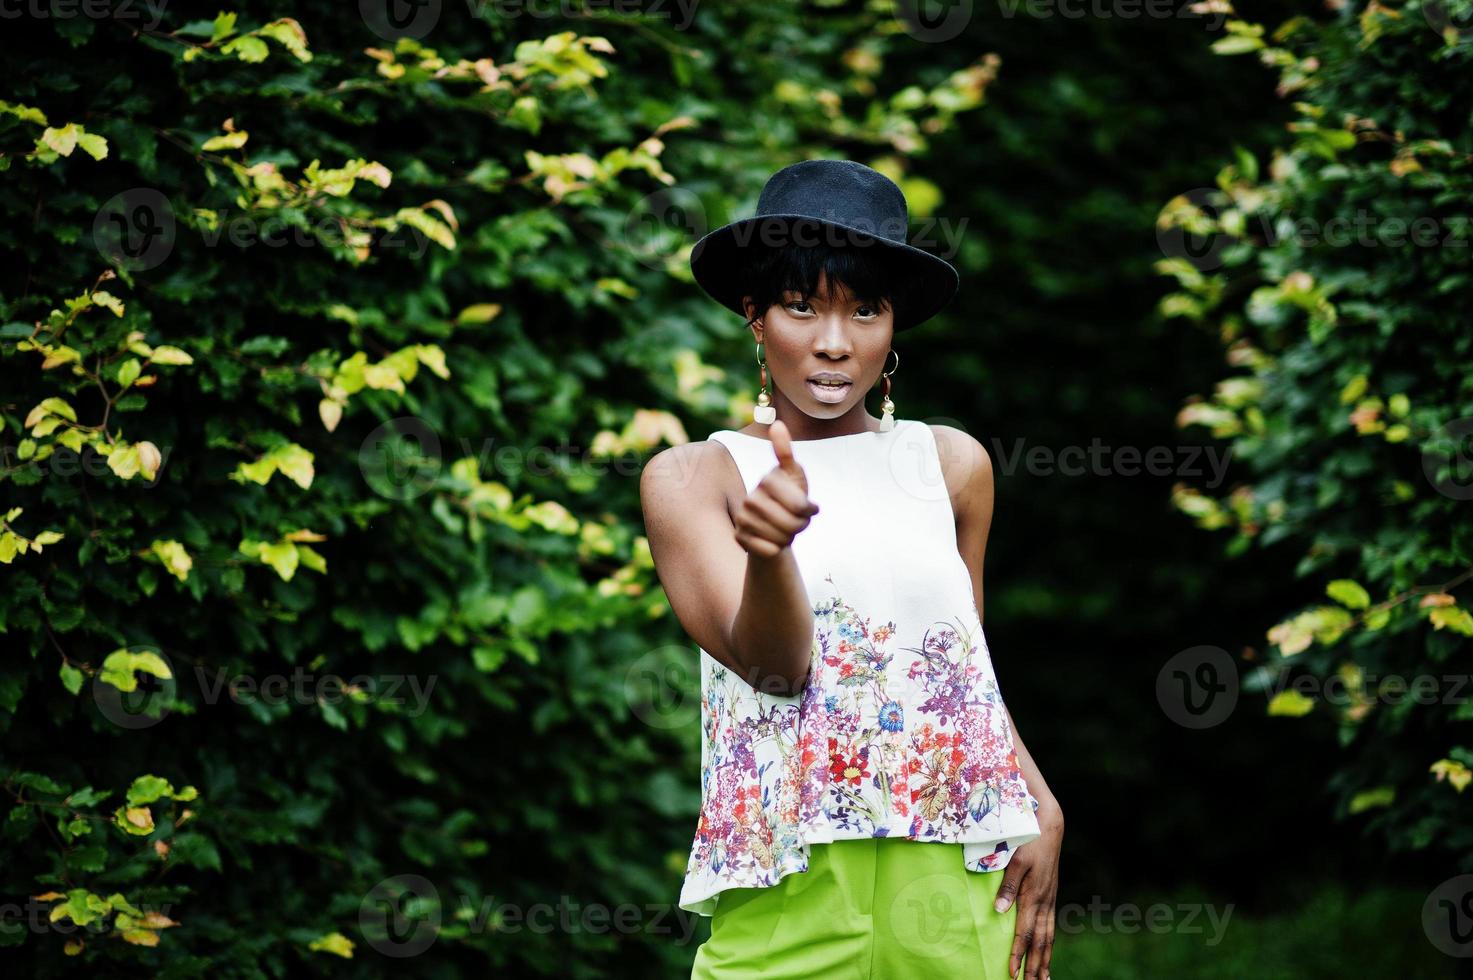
[
  {"left": 639, "top": 436, "right": 745, "bottom": 506},
  {"left": 923, "top": 422, "right": 994, "bottom": 495}
]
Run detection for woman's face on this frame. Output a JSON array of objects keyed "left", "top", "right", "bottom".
[{"left": 743, "top": 269, "right": 895, "bottom": 423}]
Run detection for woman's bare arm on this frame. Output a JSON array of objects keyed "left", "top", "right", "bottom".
[{"left": 640, "top": 423, "right": 818, "bottom": 696}]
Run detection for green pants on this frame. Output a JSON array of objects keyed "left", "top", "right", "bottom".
[{"left": 690, "top": 838, "right": 1017, "bottom": 979}]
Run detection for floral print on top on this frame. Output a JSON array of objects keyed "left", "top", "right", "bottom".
[
  {"left": 678, "top": 422, "right": 1043, "bottom": 918},
  {"left": 680, "top": 575, "right": 1042, "bottom": 916}
]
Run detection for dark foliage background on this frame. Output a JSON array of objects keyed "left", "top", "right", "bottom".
[{"left": 1, "top": 0, "right": 1467, "bottom": 976}]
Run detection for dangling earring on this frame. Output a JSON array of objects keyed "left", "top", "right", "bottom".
[
  {"left": 753, "top": 340, "right": 776, "bottom": 424},
  {"left": 878, "top": 348, "right": 899, "bottom": 432}
]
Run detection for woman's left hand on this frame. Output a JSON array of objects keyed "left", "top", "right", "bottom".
[{"left": 995, "top": 802, "right": 1063, "bottom": 979}]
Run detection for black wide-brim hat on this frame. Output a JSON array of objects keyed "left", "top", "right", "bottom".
[{"left": 689, "top": 159, "right": 960, "bottom": 332}]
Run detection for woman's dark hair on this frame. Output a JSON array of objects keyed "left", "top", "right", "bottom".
[{"left": 738, "top": 238, "right": 918, "bottom": 331}]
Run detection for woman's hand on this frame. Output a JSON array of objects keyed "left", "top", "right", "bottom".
[
  {"left": 733, "top": 419, "right": 819, "bottom": 558},
  {"left": 996, "top": 802, "right": 1063, "bottom": 979}
]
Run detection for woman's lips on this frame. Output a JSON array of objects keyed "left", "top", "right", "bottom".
[{"left": 806, "top": 379, "right": 852, "bottom": 404}]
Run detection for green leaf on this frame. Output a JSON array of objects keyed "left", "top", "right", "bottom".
[
  {"left": 221, "top": 35, "right": 270, "bottom": 63},
  {"left": 210, "top": 11, "right": 237, "bottom": 41},
  {"left": 115, "top": 358, "right": 141, "bottom": 389},
  {"left": 126, "top": 775, "right": 175, "bottom": 807},
  {"left": 59, "top": 663, "right": 83, "bottom": 696},
  {"left": 1326, "top": 579, "right": 1370, "bottom": 610},
  {"left": 97, "top": 649, "right": 172, "bottom": 693},
  {"left": 1348, "top": 786, "right": 1395, "bottom": 814}
]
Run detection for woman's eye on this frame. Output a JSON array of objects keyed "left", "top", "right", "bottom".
[
  {"left": 786, "top": 301, "right": 811, "bottom": 314},
  {"left": 856, "top": 306, "right": 878, "bottom": 318}
]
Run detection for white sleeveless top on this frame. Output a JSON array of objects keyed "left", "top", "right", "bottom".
[{"left": 678, "top": 418, "right": 1042, "bottom": 917}]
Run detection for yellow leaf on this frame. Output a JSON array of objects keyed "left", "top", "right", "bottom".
[
  {"left": 1429, "top": 605, "right": 1473, "bottom": 636},
  {"left": 1338, "top": 374, "right": 1368, "bottom": 405},
  {"left": 1431, "top": 759, "right": 1472, "bottom": 793},
  {"left": 362, "top": 363, "right": 404, "bottom": 393},
  {"left": 1267, "top": 619, "right": 1313, "bottom": 657},
  {"left": 523, "top": 500, "right": 579, "bottom": 535},
  {"left": 40, "top": 123, "right": 78, "bottom": 156},
  {"left": 415, "top": 344, "right": 450, "bottom": 379},
  {"left": 273, "top": 444, "right": 315, "bottom": 489},
  {"left": 119, "top": 806, "right": 155, "bottom": 835},
  {"left": 91, "top": 290, "right": 125, "bottom": 316},
  {"left": 308, "top": 932, "right": 355, "bottom": 958},
  {"left": 456, "top": 303, "right": 502, "bottom": 325},
  {"left": 137, "top": 441, "right": 163, "bottom": 481},
  {"left": 296, "top": 544, "right": 327, "bottom": 574},
  {"left": 319, "top": 399, "right": 343, "bottom": 433},
  {"left": 107, "top": 443, "right": 142, "bottom": 480},
  {"left": 422, "top": 198, "right": 459, "bottom": 231},
  {"left": 149, "top": 345, "right": 194, "bottom": 366},
  {"left": 259, "top": 541, "right": 299, "bottom": 581},
  {"left": 150, "top": 540, "right": 193, "bottom": 582},
  {"left": 41, "top": 346, "right": 81, "bottom": 370},
  {"left": 1267, "top": 689, "right": 1315, "bottom": 717},
  {"left": 201, "top": 130, "right": 249, "bottom": 152}
]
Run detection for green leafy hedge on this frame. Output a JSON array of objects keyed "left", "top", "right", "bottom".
[
  {"left": 1160, "top": 0, "right": 1473, "bottom": 863},
  {"left": 0, "top": 5, "right": 1000, "bottom": 975}
]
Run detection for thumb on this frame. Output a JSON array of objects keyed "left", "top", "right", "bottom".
[
  {"left": 993, "top": 859, "right": 1027, "bottom": 913},
  {"left": 768, "top": 420, "right": 808, "bottom": 494}
]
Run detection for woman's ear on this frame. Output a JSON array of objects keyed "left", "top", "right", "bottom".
[{"left": 742, "top": 296, "right": 763, "bottom": 340}]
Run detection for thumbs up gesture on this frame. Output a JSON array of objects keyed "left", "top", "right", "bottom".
[{"left": 734, "top": 420, "right": 820, "bottom": 558}]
